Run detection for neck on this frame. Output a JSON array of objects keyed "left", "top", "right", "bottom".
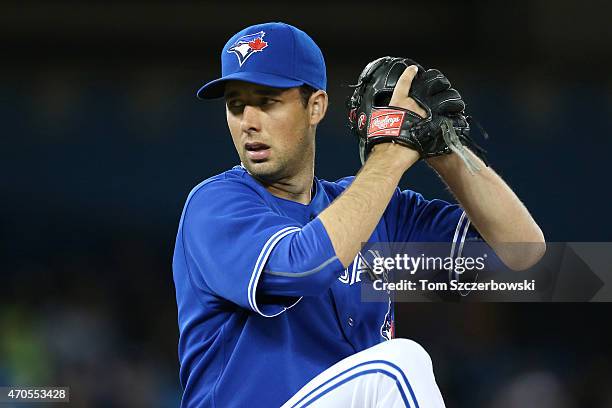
[
  {"left": 249, "top": 133, "right": 316, "bottom": 205},
  {"left": 252, "top": 164, "right": 315, "bottom": 205}
]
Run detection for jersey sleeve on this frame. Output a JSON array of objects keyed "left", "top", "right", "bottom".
[
  {"left": 385, "top": 188, "right": 482, "bottom": 248},
  {"left": 181, "top": 179, "right": 344, "bottom": 318}
]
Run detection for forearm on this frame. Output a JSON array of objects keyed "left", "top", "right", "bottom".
[
  {"left": 319, "top": 144, "right": 419, "bottom": 267},
  {"left": 428, "top": 150, "right": 545, "bottom": 269}
]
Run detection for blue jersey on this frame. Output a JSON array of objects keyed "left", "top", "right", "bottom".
[{"left": 173, "top": 165, "right": 479, "bottom": 407}]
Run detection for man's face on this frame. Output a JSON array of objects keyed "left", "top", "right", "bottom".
[{"left": 224, "top": 81, "right": 313, "bottom": 182}]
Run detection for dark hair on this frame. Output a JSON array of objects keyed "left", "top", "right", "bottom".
[{"left": 298, "top": 84, "right": 317, "bottom": 107}]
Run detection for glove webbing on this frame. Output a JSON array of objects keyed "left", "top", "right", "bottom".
[{"left": 441, "top": 118, "right": 482, "bottom": 175}]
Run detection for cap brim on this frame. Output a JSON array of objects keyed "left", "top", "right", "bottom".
[{"left": 196, "top": 72, "right": 305, "bottom": 99}]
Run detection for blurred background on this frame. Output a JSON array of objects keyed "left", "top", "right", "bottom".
[{"left": 1, "top": 0, "right": 611, "bottom": 406}]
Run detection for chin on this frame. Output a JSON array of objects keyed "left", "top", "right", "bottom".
[{"left": 243, "top": 160, "right": 282, "bottom": 180}]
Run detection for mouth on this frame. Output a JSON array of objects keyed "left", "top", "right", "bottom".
[{"left": 245, "top": 142, "right": 271, "bottom": 162}]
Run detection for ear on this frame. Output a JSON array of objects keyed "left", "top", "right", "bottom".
[{"left": 308, "top": 90, "right": 328, "bottom": 126}]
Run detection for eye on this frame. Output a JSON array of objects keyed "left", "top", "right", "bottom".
[
  {"left": 227, "top": 100, "right": 244, "bottom": 109},
  {"left": 262, "top": 97, "right": 279, "bottom": 106}
]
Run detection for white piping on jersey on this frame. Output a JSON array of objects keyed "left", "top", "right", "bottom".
[
  {"left": 449, "top": 211, "right": 471, "bottom": 282},
  {"left": 450, "top": 211, "right": 467, "bottom": 258},
  {"left": 263, "top": 255, "right": 339, "bottom": 277},
  {"left": 285, "top": 360, "right": 417, "bottom": 408},
  {"left": 248, "top": 226, "right": 303, "bottom": 317},
  {"left": 458, "top": 217, "right": 471, "bottom": 257}
]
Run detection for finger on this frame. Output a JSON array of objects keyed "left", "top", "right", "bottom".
[
  {"left": 421, "top": 69, "right": 451, "bottom": 95},
  {"left": 389, "top": 65, "right": 419, "bottom": 109},
  {"left": 427, "top": 76, "right": 451, "bottom": 95},
  {"left": 421, "top": 68, "right": 443, "bottom": 82},
  {"left": 430, "top": 88, "right": 465, "bottom": 114},
  {"left": 402, "top": 58, "right": 425, "bottom": 73}
]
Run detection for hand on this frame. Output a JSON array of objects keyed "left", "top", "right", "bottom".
[
  {"left": 367, "top": 65, "right": 423, "bottom": 169},
  {"left": 389, "top": 65, "right": 427, "bottom": 118}
]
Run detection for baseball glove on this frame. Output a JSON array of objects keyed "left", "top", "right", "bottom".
[{"left": 346, "top": 56, "right": 487, "bottom": 172}]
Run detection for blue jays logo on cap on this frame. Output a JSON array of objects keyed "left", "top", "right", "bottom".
[{"left": 227, "top": 31, "right": 269, "bottom": 66}]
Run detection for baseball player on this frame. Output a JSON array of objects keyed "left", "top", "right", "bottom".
[{"left": 172, "top": 22, "right": 545, "bottom": 407}]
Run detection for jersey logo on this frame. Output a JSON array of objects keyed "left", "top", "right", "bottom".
[
  {"left": 339, "top": 253, "right": 371, "bottom": 285},
  {"left": 227, "top": 31, "right": 269, "bottom": 66},
  {"left": 380, "top": 297, "right": 395, "bottom": 341},
  {"left": 338, "top": 251, "right": 394, "bottom": 341},
  {"left": 339, "top": 250, "right": 384, "bottom": 285}
]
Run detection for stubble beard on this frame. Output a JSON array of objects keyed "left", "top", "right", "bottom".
[{"left": 243, "top": 140, "right": 313, "bottom": 185}]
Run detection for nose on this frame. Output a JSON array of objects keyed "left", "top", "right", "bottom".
[{"left": 241, "top": 105, "right": 261, "bottom": 134}]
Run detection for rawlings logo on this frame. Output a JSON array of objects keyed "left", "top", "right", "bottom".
[
  {"left": 367, "top": 109, "right": 405, "bottom": 138},
  {"left": 358, "top": 113, "right": 367, "bottom": 130},
  {"left": 372, "top": 115, "right": 401, "bottom": 129},
  {"left": 227, "top": 31, "right": 269, "bottom": 66}
]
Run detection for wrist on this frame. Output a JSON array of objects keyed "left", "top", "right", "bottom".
[{"left": 368, "top": 142, "right": 420, "bottom": 171}]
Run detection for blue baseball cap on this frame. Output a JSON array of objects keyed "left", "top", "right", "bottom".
[{"left": 196, "top": 22, "right": 327, "bottom": 99}]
